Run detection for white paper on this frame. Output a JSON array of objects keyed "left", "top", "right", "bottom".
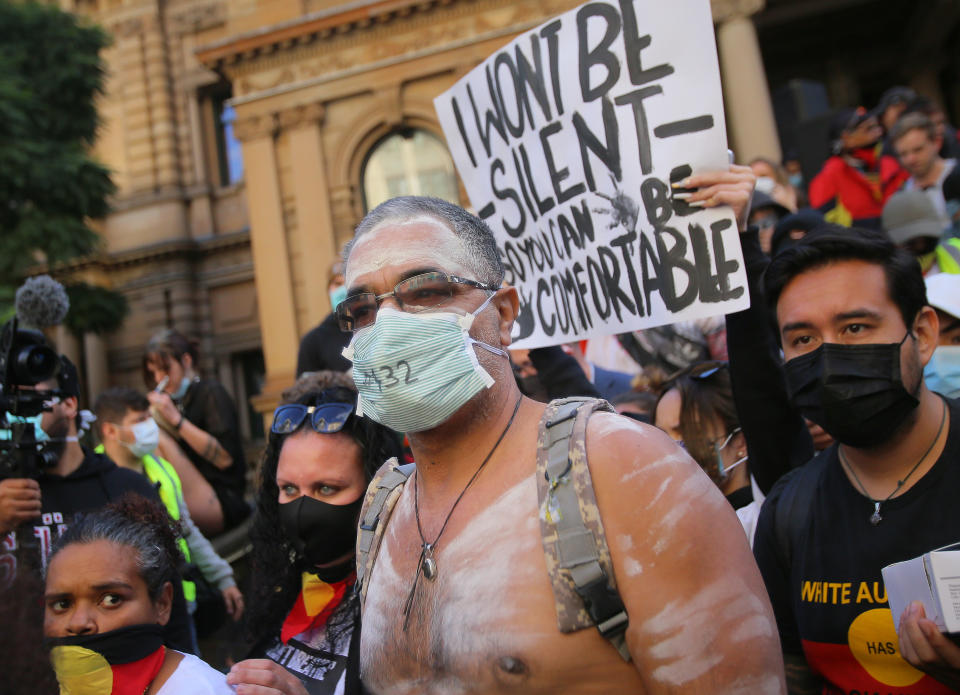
[{"left": 435, "top": 0, "right": 749, "bottom": 349}]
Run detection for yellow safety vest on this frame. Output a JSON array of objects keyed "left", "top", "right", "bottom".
[
  {"left": 936, "top": 238, "right": 960, "bottom": 274},
  {"left": 95, "top": 445, "right": 196, "bottom": 602}
]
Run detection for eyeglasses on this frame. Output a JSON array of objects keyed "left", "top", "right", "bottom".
[
  {"left": 336, "top": 271, "right": 500, "bottom": 332},
  {"left": 271, "top": 400, "right": 355, "bottom": 435}
]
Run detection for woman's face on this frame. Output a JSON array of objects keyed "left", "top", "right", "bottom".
[
  {"left": 44, "top": 540, "right": 171, "bottom": 638},
  {"left": 145, "top": 355, "right": 185, "bottom": 393},
  {"left": 276, "top": 429, "right": 367, "bottom": 506}
]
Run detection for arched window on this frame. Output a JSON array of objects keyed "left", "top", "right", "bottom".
[{"left": 361, "top": 128, "right": 459, "bottom": 212}]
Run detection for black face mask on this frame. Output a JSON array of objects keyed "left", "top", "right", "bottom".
[
  {"left": 278, "top": 494, "right": 363, "bottom": 569},
  {"left": 784, "top": 335, "right": 919, "bottom": 448},
  {"left": 45, "top": 623, "right": 165, "bottom": 664}
]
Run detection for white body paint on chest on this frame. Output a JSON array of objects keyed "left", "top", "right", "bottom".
[{"left": 361, "top": 473, "right": 552, "bottom": 693}]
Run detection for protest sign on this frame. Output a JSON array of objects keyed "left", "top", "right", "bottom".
[{"left": 435, "top": 0, "right": 749, "bottom": 349}]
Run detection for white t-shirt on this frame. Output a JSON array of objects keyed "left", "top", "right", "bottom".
[{"left": 156, "top": 652, "right": 235, "bottom": 694}]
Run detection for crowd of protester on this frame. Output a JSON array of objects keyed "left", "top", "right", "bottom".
[{"left": 1, "top": 83, "right": 960, "bottom": 695}]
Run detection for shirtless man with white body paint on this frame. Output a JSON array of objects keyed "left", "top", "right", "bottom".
[{"left": 340, "top": 167, "right": 785, "bottom": 694}]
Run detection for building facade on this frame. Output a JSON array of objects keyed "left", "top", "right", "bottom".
[{"left": 60, "top": 0, "right": 959, "bottom": 442}]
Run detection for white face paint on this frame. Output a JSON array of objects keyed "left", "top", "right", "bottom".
[
  {"left": 640, "top": 578, "right": 777, "bottom": 687},
  {"left": 346, "top": 216, "right": 475, "bottom": 288}
]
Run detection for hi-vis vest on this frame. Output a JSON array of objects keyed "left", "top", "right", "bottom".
[
  {"left": 95, "top": 445, "right": 196, "bottom": 602},
  {"left": 936, "top": 238, "right": 960, "bottom": 274},
  {"left": 356, "top": 398, "right": 631, "bottom": 660}
]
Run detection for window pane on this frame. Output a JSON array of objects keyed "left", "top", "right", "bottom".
[
  {"left": 219, "top": 104, "right": 244, "bottom": 185},
  {"left": 362, "top": 130, "right": 458, "bottom": 212}
]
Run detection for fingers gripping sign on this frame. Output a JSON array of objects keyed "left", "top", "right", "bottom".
[
  {"left": 680, "top": 164, "right": 758, "bottom": 231},
  {"left": 227, "top": 659, "right": 311, "bottom": 695}
]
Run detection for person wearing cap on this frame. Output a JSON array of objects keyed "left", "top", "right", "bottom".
[
  {"left": 924, "top": 273, "right": 960, "bottom": 399},
  {"left": 749, "top": 189, "right": 792, "bottom": 255},
  {"left": 0, "top": 354, "right": 197, "bottom": 651},
  {"left": 769, "top": 209, "right": 825, "bottom": 258},
  {"left": 809, "top": 107, "right": 908, "bottom": 230},
  {"left": 891, "top": 113, "right": 956, "bottom": 225},
  {"left": 882, "top": 190, "right": 960, "bottom": 275},
  {"left": 943, "top": 167, "right": 960, "bottom": 239},
  {"left": 876, "top": 86, "right": 917, "bottom": 155}
]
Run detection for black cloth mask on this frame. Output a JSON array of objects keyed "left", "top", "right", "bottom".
[
  {"left": 278, "top": 494, "right": 363, "bottom": 568},
  {"left": 784, "top": 335, "right": 919, "bottom": 448},
  {"left": 45, "top": 623, "right": 165, "bottom": 664}
]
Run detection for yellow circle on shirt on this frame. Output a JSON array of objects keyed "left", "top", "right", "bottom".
[{"left": 847, "top": 608, "right": 924, "bottom": 687}]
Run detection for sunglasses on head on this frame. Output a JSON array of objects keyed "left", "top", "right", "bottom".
[{"left": 271, "top": 399, "right": 355, "bottom": 435}]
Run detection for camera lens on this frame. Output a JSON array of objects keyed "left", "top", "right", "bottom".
[{"left": 15, "top": 344, "right": 59, "bottom": 384}]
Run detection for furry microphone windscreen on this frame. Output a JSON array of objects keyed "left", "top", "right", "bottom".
[{"left": 15, "top": 275, "right": 70, "bottom": 329}]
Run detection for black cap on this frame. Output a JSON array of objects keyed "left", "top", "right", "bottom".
[
  {"left": 829, "top": 107, "right": 872, "bottom": 141},
  {"left": 771, "top": 209, "right": 826, "bottom": 257},
  {"left": 56, "top": 355, "right": 81, "bottom": 398},
  {"left": 751, "top": 190, "right": 791, "bottom": 219},
  {"left": 877, "top": 86, "right": 917, "bottom": 114}
]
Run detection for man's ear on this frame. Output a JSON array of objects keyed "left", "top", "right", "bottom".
[
  {"left": 100, "top": 421, "right": 119, "bottom": 442},
  {"left": 914, "top": 305, "right": 940, "bottom": 367},
  {"left": 494, "top": 287, "right": 520, "bottom": 347},
  {"left": 155, "top": 581, "right": 173, "bottom": 626},
  {"left": 60, "top": 395, "right": 79, "bottom": 420}
]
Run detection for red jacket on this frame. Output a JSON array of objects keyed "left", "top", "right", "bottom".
[{"left": 808, "top": 153, "right": 908, "bottom": 229}]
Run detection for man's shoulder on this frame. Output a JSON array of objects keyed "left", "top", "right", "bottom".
[{"left": 95, "top": 454, "right": 161, "bottom": 501}]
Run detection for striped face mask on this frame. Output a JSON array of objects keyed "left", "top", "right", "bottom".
[{"left": 342, "top": 294, "right": 506, "bottom": 432}]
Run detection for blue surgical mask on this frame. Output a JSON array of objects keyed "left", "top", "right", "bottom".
[
  {"left": 329, "top": 285, "right": 348, "bottom": 311},
  {"left": 925, "top": 346, "right": 960, "bottom": 399},
  {"left": 171, "top": 377, "right": 192, "bottom": 401},
  {"left": 342, "top": 294, "right": 506, "bottom": 432},
  {"left": 0, "top": 413, "right": 49, "bottom": 443},
  {"left": 714, "top": 428, "right": 747, "bottom": 481},
  {"left": 788, "top": 173, "right": 804, "bottom": 190}
]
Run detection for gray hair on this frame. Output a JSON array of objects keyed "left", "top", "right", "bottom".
[
  {"left": 46, "top": 496, "right": 183, "bottom": 601},
  {"left": 346, "top": 196, "right": 505, "bottom": 285}
]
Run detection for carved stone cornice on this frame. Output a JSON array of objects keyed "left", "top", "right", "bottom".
[
  {"left": 169, "top": 2, "right": 227, "bottom": 35},
  {"left": 711, "top": 0, "right": 765, "bottom": 24},
  {"left": 276, "top": 102, "right": 326, "bottom": 130},
  {"left": 233, "top": 113, "right": 279, "bottom": 142},
  {"left": 195, "top": 0, "right": 458, "bottom": 70}
]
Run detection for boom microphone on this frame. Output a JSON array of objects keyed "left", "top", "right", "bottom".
[{"left": 14, "top": 275, "right": 69, "bottom": 330}]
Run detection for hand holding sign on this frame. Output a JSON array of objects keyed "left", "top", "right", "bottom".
[{"left": 435, "top": 0, "right": 751, "bottom": 349}]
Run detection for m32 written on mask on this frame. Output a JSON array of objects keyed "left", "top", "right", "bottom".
[
  {"left": 356, "top": 360, "right": 419, "bottom": 391},
  {"left": 435, "top": 0, "right": 749, "bottom": 349}
]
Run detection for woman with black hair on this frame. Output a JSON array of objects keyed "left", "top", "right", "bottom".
[
  {"left": 228, "top": 372, "right": 402, "bottom": 695},
  {"left": 43, "top": 495, "right": 233, "bottom": 694}
]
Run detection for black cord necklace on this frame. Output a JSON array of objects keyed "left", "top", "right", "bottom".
[
  {"left": 401, "top": 394, "right": 523, "bottom": 630},
  {"left": 839, "top": 398, "right": 947, "bottom": 526}
]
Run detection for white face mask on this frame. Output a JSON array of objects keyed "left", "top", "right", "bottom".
[
  {"left": 342, "top": 294, "right": 506, "bottom": 433},
  {"left": 122, "top": 418, "right": 160, "bottom": 459}
]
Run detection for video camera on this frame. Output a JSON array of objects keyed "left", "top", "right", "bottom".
[{"left": 0, "top": 317, "right": 63, "bottom": 478}]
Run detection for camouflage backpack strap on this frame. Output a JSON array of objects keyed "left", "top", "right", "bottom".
[
  {"left": 536, "top": 397, "right": 631, "bottom": 662},
  {"left": 356, "top": 458, "right": 416, "bottom": 609}
]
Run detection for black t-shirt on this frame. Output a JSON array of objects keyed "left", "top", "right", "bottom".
[
  {"left": 178, "top": 379, "right": 248, "bottom": 528},
  {"left": 754, "top": 397, "right": 960, "bottom": 695}
]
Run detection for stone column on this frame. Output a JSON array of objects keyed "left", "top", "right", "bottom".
[
  {"left": 713, "top": 0, "right": 781, "bottom": 163},
  {"left": 55, "top": 325, "right": 82, "bottom": 376},
  {"left": 235, "top": 113, "right": 298, "bottom": 425},
  {"left": 283, "top": 103, "right": 340, "bottom": 331},
  {"left": 82, "top": 333, "right": 109, "bottom": 406}
]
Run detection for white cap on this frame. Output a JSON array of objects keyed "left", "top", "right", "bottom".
[{"left": 925, "top": 273, "right": 960, "bottom": 320}]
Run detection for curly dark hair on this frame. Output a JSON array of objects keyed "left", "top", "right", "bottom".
[
  {"left": 47, "top": 494, "right": 185, "bottom": 601},
  {"left": 244, "top": 374, "right": 402, "bottom": 648}
]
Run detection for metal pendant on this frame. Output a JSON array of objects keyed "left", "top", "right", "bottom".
[
  {"left": 422, "top": 543, "right": 437, "bottom": 581},
  {"left": 870, "top": 502, "right": 882, "bottom": 526}
]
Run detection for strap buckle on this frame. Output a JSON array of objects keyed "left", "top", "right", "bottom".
[{"left": 576, "top": 576, "right": 629, "bottom": 639}]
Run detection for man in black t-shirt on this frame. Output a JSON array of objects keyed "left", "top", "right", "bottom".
[
  {"left": 754, "top": 227, "right": 960, "bottom": 693},
  {"left": 0, "top": 356, "right": 194, "bottom": 652}
]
